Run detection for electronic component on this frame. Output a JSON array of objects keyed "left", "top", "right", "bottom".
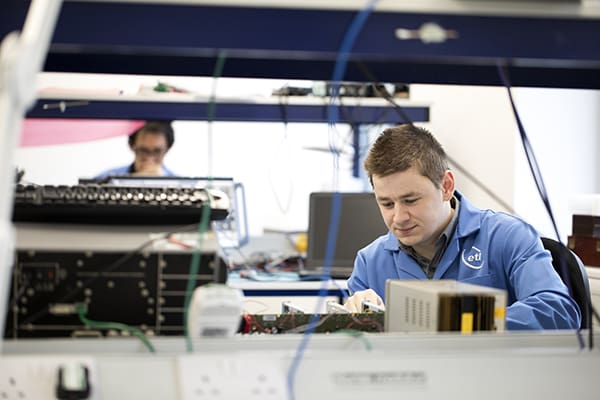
[
  {"left": 12, "top": 184, "right": 230, "bottom": 225},
  {"left": 273, "top": 82, "right": 409, "bottom": 98},
  {"left": 326, "top": 301, "right": 350, "bottom": 314},
  {"left": 4, "top": 248, "right": 227, "bottom": 339},
  {"left": 241, "top": 312, "right": 384, "bottom": 334},
  {"left": 572, "top": 214, "right": 600, "bottom": 238},
  {"left": 187, "top": 284, "right": 244, "bottom": 337},
  {"left": 385, "top": 280, "right": 507, "bottom": 333},
  {"left": 361, "top": 300, "right": 385, "bottom": 313},
  {"left": 56, "top": 363, "right": 91, "bottom": 400},
  {"left": 281, "top": 301, "right": 306, "bottom": 314}
]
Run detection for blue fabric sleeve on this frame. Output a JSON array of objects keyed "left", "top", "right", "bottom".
[{"left": 499, "top": 220, "right": 581, "bottom": 330}]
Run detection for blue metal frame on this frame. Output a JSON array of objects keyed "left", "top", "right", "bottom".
[
  {"left": 4, "top": 1, "right": 600, "bottom": 88},
  {"left": 26, "top": 98, "right": 428, "bottom": 124}
]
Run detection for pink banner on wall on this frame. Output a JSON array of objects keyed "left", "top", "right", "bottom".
[{"left": 19, "top": 119, "right": 145, "bottom": 147}]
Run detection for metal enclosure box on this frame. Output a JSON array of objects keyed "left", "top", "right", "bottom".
[{"left": 385, "top": 279, "right": 507, "bottom": 333}]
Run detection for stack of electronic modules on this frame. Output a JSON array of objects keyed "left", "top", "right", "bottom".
[
  {"left": 385, "top": 280, "right": 507, "bottom": 333},
  {"left": 5, "top": 241, "right": 228, "bottom": 339},
  {"left": 5, "top": 181, "right": 232, "bottom": 339},
  {"left": 568, "top": 214, "right": 600, "bottom": 267}
]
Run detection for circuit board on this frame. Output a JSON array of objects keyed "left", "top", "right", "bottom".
[{"left": 241, "top": 312, "right": 384, "bottom": 334}]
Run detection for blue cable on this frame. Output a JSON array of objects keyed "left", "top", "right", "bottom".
[{"left": 286, "top": 1, "right": 380, "bottom": 398}]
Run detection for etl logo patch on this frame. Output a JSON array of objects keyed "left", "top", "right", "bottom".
[{"left": 461, "top": 246, "right": 484, "bottom": 270}]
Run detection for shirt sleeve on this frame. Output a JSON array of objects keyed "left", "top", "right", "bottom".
[
  {"left": 347, "top": 250, "right": 370, "bottom": 296},
  {"left": 499, "top": 219, "right": 581, "bottom": 330}
]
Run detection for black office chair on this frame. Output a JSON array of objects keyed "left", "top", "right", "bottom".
[{"left": 541, "top": 237, "right": 591, "bottom": 330}]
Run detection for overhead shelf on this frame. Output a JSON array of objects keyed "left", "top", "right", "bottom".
[
  {"left": 4, "top": 1, "right": 600, "bottom": 89},
  {"left": 27, "top": 94, "right": 430, "bottom": 123}
]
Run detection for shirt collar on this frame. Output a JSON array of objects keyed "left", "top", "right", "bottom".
[{"left": 440, "top": 196, "right": 460, "bottom": 245}]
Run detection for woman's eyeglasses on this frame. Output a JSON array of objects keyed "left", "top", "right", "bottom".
[{"left": 133, "top": 147, "right": 167, "bottom": 157}]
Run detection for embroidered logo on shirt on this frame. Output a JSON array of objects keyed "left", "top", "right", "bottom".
[{"left": 461, "top": 246, "right": 484, "bottom": 270}]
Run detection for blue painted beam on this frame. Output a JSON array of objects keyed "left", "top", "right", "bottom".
[
  {"left": 26, "top": 99, "right": 429, "bottom": 124},
  {"left": 4, "top": 1, "right": 600, "bottom": 88}
]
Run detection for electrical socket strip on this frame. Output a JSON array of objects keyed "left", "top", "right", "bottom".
[
  {"left": 0, "top": 356, "right": 98, "bottom": 400},
  {"left": 178, "top": 353, "right": 287, "bottom": 400}
]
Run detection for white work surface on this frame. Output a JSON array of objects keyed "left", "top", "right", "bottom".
[{"left": 1, "top": 331, "right": 599, "bottom": 400}]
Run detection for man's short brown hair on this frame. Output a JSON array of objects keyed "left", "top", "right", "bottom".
[{"left": 364, "top": 124, "right": 449, "bottom": 188}]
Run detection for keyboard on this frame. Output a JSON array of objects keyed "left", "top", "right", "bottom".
[{"left": 12, "top": 184, "right": 230, "bottom": 225}]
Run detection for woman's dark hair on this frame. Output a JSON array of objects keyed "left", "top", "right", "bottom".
[{"left": 128, "top": 120, "right": 175, "bottom": 149}]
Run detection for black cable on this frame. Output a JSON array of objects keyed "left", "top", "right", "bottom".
[
  {"left": 355, "top": 62, "right": 414, "bottom": 123},
  {"left": 496, "top": 62, "right": 592, "bottom": 349},
  {"left": 277, "top": 93, "right": 289, "bottom": 124}
]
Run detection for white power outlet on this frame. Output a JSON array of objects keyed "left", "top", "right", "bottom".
[
  {"left": 0, "top": 356, "right": 98, "bottom": 400},
  {"left": 0, "top": 368, "right": 33, "bottom": 399},
  {"left": 178, "top": 353, "right": 287, "bottom": 400}
]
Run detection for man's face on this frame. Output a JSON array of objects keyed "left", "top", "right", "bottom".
[
  {"left": 131, "top": 131, "right": 168, "bottom": 175},
  {"left": 372, "top": 166, "right": 454, "bottom": 258}
]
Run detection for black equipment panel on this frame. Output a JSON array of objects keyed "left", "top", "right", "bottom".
[{"left": 4, "top": 249, "right": 227, "bottom": 338}]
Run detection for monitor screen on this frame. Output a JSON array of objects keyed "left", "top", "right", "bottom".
[{"left": 305, "top": 192, "right": 388, "bottom": 277}]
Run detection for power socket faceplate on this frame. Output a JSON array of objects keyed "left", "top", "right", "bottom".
[
  {"left": 0, "top": 356, "right": 98, "bottom": 400},
  {"left": 178, "top": 353, "right": 287, "bottom": 400}
]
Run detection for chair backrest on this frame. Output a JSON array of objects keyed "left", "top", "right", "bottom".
[{"left": 541, "top": 237, "right": 591, "bottom": 330}]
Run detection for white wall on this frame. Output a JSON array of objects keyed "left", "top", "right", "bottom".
[
  {"left": 409, "top": 84, "right": 518, "bottom": 213},
  {"left": 14, "top": 73, "right": 600, "bottom": 240},
  {"left": 410, "top": 85, "right": 600, "bottom": 243},
  {"left": 512, "top": 87, "right": 600, "bottom": 242},
  {"left": 416, "top": 85, "right": 600, "bottom": 243}
]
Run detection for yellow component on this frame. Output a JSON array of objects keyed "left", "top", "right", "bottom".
[
  {"left": 494, "top": 307, "right": 506, "bottom": 319},
  {"left": 295, "top": 233, "right": 308, "bottom": 253},
  {"left": 461, "top": 312, "right": 473, "bottom": 334}
]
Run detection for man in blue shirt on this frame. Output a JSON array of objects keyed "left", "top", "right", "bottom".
[
  {"left": 345, "top": 124, "right": 580, "bottom": 330},
  {"left": 95, "top": 120, "right": 176, "bottom": 179}
]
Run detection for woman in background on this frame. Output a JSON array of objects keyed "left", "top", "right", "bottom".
[{"left": 95, "top": 120, "right": 176, "bottom": 178}]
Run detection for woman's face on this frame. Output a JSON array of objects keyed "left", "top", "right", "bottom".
[{"left": 131, "top": 131, "right": 169, "bottom": 175}]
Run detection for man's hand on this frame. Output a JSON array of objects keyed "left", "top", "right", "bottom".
[{"left": 344, "top": 289, "right": 385, "bottom": 312}]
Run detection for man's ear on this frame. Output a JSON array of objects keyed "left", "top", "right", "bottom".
[{"left": 441, "top": 170, "right": 455, "bottom": 201}]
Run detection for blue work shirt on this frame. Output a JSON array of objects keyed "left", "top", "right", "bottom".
[
  {"left": 94, "top": 164, "right": 176, "bottom": 179},
  {"left": 347, "top": 191, "right": 581, "bottom": 330}
]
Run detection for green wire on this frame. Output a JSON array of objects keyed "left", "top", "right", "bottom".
[
  {"left": 183, "top": 196, "right": 213, "bottom": 352},
  {"left": 334, "top": 329, "right": 373, "bottom": 351},
  {"left": 207, "top": 50, "right": 227, "bottom": 124},
  {"left": 76, "top": 304, "right": 155, "bottom": 353},
  {"left": 183, "top": 50, "right": 227, "bottom": 353}
]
